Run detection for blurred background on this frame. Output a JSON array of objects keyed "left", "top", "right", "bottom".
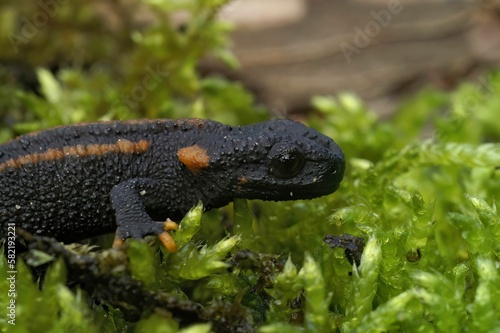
[
  {"left": 0, "top": 0, "right": 499, "bottom": 133},
  {"left": 207, "top": 0, "right": 500, "bottom": 117}
]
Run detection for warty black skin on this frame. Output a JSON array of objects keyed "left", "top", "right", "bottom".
[{"left": 0, "top": 119, "right": 345, "bottom": 242}]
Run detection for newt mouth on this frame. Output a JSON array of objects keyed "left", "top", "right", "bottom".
[{"left": 235, "top": 178, "right": 342, "bottom": 201}]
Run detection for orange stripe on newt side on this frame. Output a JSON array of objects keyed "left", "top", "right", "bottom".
[
  {"left": 0, "top": 139, "right": 150, "bottom": 172},
  {"left": 177, "top": 144, "right": 210, "bottom": 174}
]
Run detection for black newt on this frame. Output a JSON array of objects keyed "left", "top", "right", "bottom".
[{"left": 0, "top": 119, "right": 345, "bottom": 251}]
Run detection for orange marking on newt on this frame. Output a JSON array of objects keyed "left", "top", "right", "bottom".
[
  {"left": 0, "top": 139, "right": 150, "bottom": 172},
  {"left": 112, "top": 235, "right": 125, "bottom": 248},
  {"left": 239, "top": 176, "right": 248, "bottom": 184},
  {"left": 136, "top": 140, "right": 150, "bottom": 152},
  {"left": 46, "top": 148, "right": 64, "bottom": 160},
  {"left": 177, "top": 144, "right": 210, "bottom": 174},
  {"left": 116, "top": 138, "right": 136, "bottom": 154},
  {"left": 75, "top": 145, "right": 87, "bottom": 157},
  {"left": 158, "top": 232, "right": 177, "bottom": 252},
  {"left": 87, "top": 145, "right": 101, "bottom": 155},
  {"left": 17, "top": 156, "right": 30, "bottom": 166},
  {"left": 2, "top": 159, "right": 19, "bottom": 170},
  {"left": 164, "top": 219, "right": 179, "bottom": 231}
]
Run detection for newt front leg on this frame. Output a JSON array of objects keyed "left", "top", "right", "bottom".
[{"left": 110, "top": 178, "right": 179, "bottom": 252}]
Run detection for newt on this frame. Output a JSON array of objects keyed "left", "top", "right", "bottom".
[{"left": 0, "top": 118, "right": 345, "bottom": 252}]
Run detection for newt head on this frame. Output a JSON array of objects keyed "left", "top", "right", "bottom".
[{"left": 211, "top": 119, "right": 345, "bottom": 201}]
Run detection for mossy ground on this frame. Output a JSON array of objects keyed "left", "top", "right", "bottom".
[{"left": 1, "top": 1, "right": 500, "bottom": 332}]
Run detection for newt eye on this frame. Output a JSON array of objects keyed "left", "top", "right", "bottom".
[{"left": 270, "top": 150, "right": 305, "bottom": 178}]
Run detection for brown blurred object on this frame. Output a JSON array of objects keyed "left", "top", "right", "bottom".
[{"left": 202, "top": 0, "right": 500, "bottom": 117}]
